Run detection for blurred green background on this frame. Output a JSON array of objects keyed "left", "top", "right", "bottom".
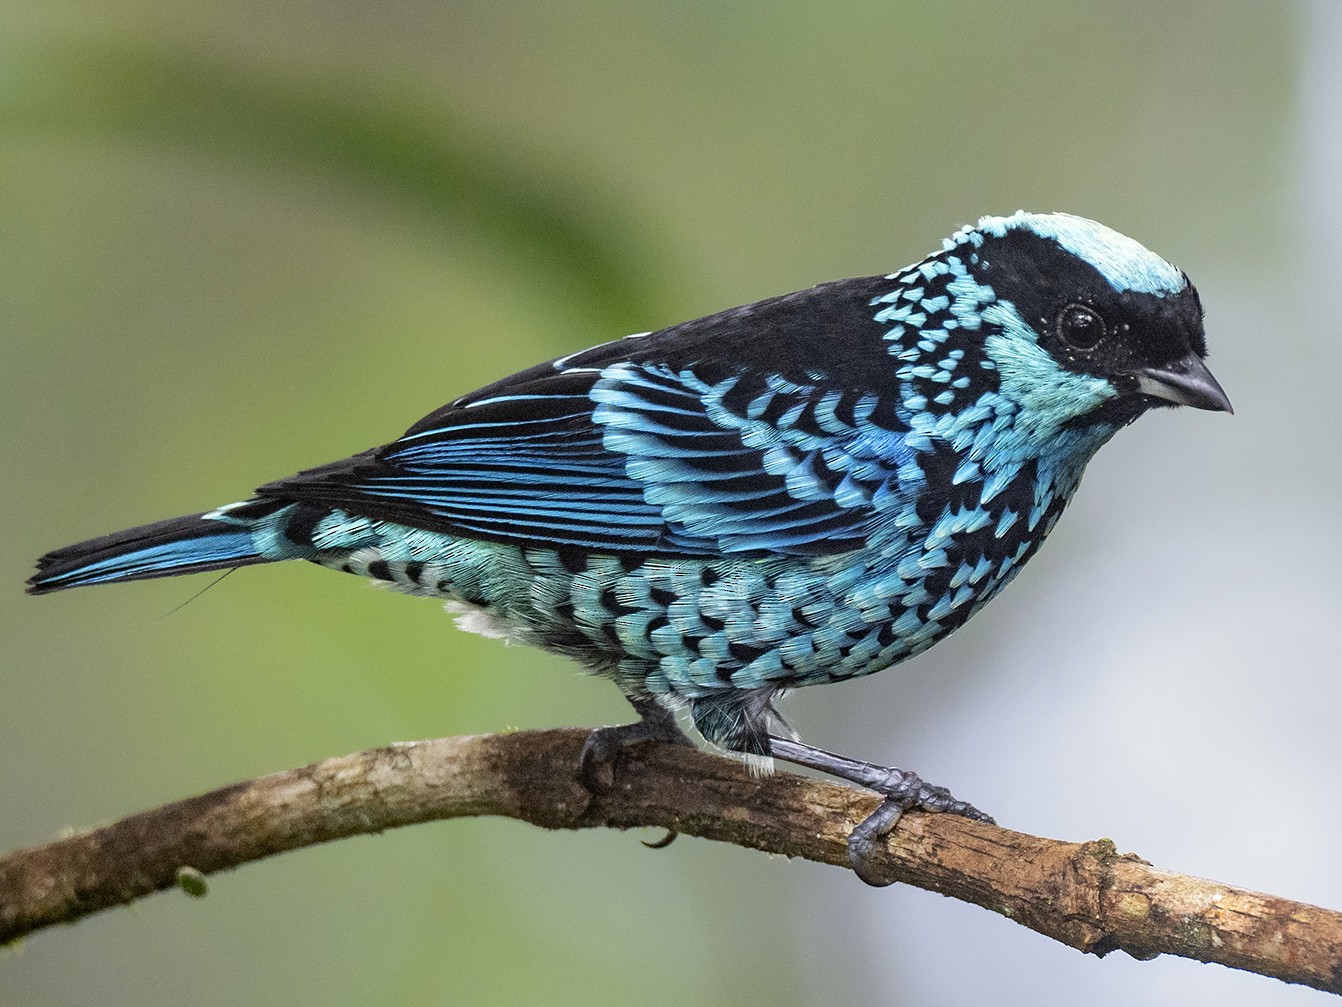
[{"left": 5, "top": 2, "right": 1341, "bottom": 1005}]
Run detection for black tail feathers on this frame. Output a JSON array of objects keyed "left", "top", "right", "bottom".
[{"left": 28, "top": 508, "right": 273, "bottom": 595}]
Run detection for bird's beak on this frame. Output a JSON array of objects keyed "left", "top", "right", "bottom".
[{"left": 1132, "top": 353, "right": 1233, "bottom": 414}]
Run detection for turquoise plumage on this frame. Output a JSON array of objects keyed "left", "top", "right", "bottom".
[{"left": 29, "top": 211, "right": 1231, "bottom": 880}]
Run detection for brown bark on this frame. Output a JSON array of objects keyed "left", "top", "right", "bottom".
[{"left": 2, "top": 729, "right": 1339, "bottom": 994}]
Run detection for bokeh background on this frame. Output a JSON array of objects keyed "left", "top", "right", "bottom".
[{"left": 4, "top": 2, "right": 1340, "bottom": 1004}]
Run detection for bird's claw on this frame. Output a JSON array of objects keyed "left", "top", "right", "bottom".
[
  {"left": 577, "top": 726, "right": 625, "bottom": 794},
  {"left": 579, "top": 707, "right": 693, "bottom": 851},
  {"left": 846, "top": 769, "right": 995, "bottom": 887},
  {"left": 578, "top": 700, "right": 695, "bottom": 795},
  {"left": 846, "top": 798, "right": 905, "bottom": 886}
]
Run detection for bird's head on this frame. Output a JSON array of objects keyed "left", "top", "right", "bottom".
[{"left": 930, "top": 211, "right": 1232, "bottom": 437}]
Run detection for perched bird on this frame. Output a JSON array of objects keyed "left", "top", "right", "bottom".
[{"left": 29, "top": 211, "right": 1230, "bottom": 882}]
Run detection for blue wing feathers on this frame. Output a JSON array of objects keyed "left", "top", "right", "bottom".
[
  {"left": 226, "top": 277, "right": 912, "bottom": 557},
  {"left": 32, "top": 274, "right": 926, "bottom": 587},
  {"left": 252, "top": 353, "right": 913, "bottom": 557}
]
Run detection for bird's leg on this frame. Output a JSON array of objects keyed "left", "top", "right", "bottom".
[
  {"left": 768, "top": 736, "right": 994, "bottom": 887},
  {"left": 579, "top": 696, "right": 695, "bottom": 794}
]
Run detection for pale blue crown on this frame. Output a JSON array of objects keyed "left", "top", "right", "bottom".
[{"left": 946, "top": 210, "right": 1186, "bottom": 297}]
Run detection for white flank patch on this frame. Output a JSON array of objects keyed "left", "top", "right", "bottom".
[{"left": 444, "top": 600, "right": 516, "bottom": 642}]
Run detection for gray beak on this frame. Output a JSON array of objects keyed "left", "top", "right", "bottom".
[{"left": 1133, "top": 353, "right": 1233, "bottom": 414}]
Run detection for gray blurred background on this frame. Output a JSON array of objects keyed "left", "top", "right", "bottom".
[{"left": 4, "top": 2, "right": 1340, "bottom": 1004}]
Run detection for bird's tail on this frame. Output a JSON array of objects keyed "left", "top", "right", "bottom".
[{"left": 27, "top": 502, "right": 287, "bottom": 595}]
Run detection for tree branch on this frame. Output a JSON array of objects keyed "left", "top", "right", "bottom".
[{"left": 2, "top": 729, "right": 1339, "bottom": 993}]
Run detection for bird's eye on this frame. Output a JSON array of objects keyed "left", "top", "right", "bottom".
[{"left": 1056, "top": 304, "right": 1106, "bottom": 350}]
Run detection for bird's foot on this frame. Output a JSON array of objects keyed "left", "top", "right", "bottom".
[
  {"left": 844, "top": 767, "right": 993, "bottom": 886},
  {"left": 768, "top": 737, "right": 993, "bottom": 887},
  {"left": 578, "top": 697, "right": 695, "bottom": 794}
]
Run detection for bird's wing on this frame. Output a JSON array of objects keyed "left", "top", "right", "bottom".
[{"left": 259, "top": 276, "right": 913, "bottom": 557}]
